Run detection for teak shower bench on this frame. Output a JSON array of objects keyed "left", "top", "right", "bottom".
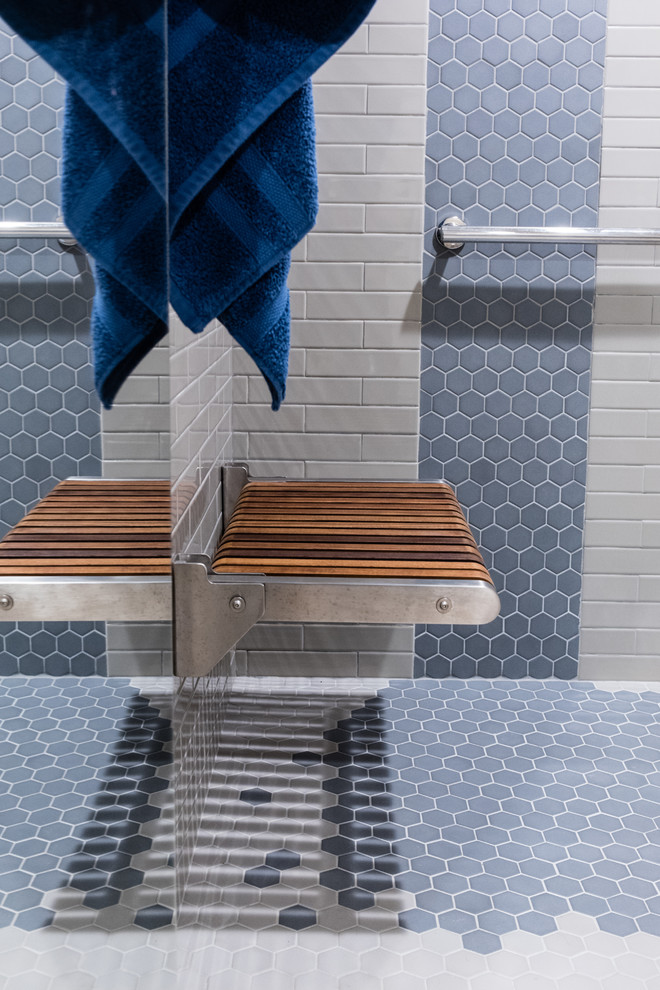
[{"left": 0, "top": 465, "right": 500, "bottom": 677}]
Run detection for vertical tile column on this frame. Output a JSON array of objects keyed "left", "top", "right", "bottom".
[
  {"left": 418, "top": 0, "right": 606, "bottom": 679},
  {"left": 0, "top": 20, "right": 105, "bottom": 676},
  {"left": 580, "top": 0, "right": 660, "bottom": 679},
  {"left": 232, "top": 0, "right": 428, "bottom": 678}
]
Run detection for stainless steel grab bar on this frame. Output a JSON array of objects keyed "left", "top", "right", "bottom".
[
  {"left": 0, "top": 221, "right": 75, "bottom": 241},
  {"left": 438, "top": 216, "right": 660, "bottom": 250}
]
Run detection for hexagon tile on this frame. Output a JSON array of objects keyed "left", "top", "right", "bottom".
[
  {"left": 0, "top": 677, "right": 173, "bottom": 933},
  {"left": 0, "top": 18, "right": 104, "bottom": 674},
  {"left": 419, "top": 0, "right": 607, "bottom": 678},
  {"left": 3, "top": 675, "right": 660, "bottom": 989}
]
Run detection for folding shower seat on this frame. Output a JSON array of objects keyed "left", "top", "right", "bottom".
[{"left": 0, "top": 466, "right": 500, "bottom": 676}]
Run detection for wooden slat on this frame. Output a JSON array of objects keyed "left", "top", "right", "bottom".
[
  {"left": 0, "top": 479, "right": 171, "bottom": 576},
  {"left": 212, "top": 480, "right": 493, "bottom": 584}
]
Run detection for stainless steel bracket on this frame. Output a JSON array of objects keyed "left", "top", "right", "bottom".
[{"left": 173, "top": 556, "right": 265, "bottom": 678}]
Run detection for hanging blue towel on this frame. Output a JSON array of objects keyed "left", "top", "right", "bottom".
[{"left": 0, "top": 0, "right": 375, "bottom": 409}]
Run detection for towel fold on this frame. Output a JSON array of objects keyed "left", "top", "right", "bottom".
[{"left": 0, "top": 0, "right": 375, "bottom": 408}]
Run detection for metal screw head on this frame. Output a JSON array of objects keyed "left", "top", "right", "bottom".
[
  {"left": 0, "top": 593, "right": 14, "bottom": 611},
  {"left": 229, "top": 595, "right": 246, "bottom": 612},
  {"left": 436, "top": 597, "right": 452, "bottom": 614}
]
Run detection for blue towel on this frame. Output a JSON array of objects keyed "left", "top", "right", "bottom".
[{"left": 0, "top": 1, "right": 375, "bottom": 409}]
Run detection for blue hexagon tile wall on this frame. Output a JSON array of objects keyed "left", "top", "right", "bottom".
[
  {"left": 0, "top": 20, "right": 104, "bottom": 675},
  {"left": 417, "top": 0, "right": 607, "bottom": 679}
]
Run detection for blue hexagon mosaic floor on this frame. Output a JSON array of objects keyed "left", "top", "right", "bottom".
[
  {"left": 3, "top": 675, "right": 660, "bottom": 987},
  {"left": 0, "top": 677, "right": 173, "bottom": 932},
  {"left": 179, "top": 675, "right": 660, "bottom": 959}
]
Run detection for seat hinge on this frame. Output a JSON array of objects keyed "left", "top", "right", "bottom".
[{"left": 173, "top": 556, "right": 265, "bottom": 678}]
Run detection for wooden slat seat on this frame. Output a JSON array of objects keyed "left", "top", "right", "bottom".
[
  {"left": 0, "top": 479, "right": 171, "bottom": 576},
  {"left": 212, "top": 480, "right": 493, "bottom": 583}
]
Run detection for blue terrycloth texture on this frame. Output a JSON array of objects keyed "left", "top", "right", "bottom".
[{"left": 0, "top": 0, "right": 376, "bottom": 409}]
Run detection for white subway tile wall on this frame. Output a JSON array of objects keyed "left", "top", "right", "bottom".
[
  {"left": 232, "top": 0, "right": 429, "bottom": 676},
  {"left": 101, "top": 341, "right": 172, "bottom": 676},
  {"left": 169, "top": 311, "right": 236, "bottom": 906},
  {"left": 580, "top": 0, "right": 660, "bottom": 679}
]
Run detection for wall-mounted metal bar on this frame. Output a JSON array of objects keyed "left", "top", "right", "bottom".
[
  {"left": 0, "top": 220, "right": 74, "bottom": 241},
  {"left": 438, "top": 216, "right": 660, "bottom": 251}
]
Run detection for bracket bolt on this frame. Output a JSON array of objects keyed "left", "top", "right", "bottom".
[
  {"left": 229, "top": 595, "right": 246, "bottom": 612},
  {"left": 436, "top": 597, "right": 452, "bottom": 614},
  {"left": 0, "top": 593, "right": 14, "bottom": 611}
]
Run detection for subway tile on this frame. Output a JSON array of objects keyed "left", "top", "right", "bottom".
[
  {"left": 603, "top": 89, "right": 660, "bottom": 119},
  {"left": 315, "top": 144, "right": 366, "bottom": 174},
  {"left": 246, "top": 459, "right": 305, "bottom": 478},
  {"left": 247, "top": 375, "right": 362, "bottom": 406},
  {"left": 106, "top": 622, "right": 172, "bottom": 650},
  {"left": 108, "top": 375, "right": 161, "bottom": 404},
  {"left": 592, "top": 324, "right": 660, "bottom": 350},
  {"left": 367, "top": 85, "right": 426, "bottom": 116},
  {"left": 291, "top": 320, "right": 363, "bottom": 348},
  {"left": 306, "top": 289, "right": 421, "bottom": 321},
  {"left": 303, "top": 623, "right": 413, "bottom": 651},
  {"left": 579, "top": 655, "right": 660, "bottom": 680},
  {"left": 597, "top": 265, "right": 660, "bottom": 294},
  {"left": 365, "top": 204, "right": 424, "bottom": 233},
  {"left": 102, "top": 432, "right": 162, "bottom": 460},
  {"left": 358, "top": 652, "right": 414, "bottom": 676},
  {"left": 289, "top": 289, "right": 305, "bottom": 318},
  {"left": 591, "top": 352, "right": 659, "bottom": 378},
  {"left": 635, "top": 629, "right": 660, "bottom": 653},
  {"left": 314, "top": 203, "right": 365, "bottom": 232},
  {"left": 645, "top": 465, "right": 660, "bottom": 492},
  {"left": 583, "top": 519, "right": 643, "bottom": 547},
  {"left": 588, "top": 436, "right": 660, "bottom": 464},
  {"left": 318, "top": 174, "right": 424, "bottom": 204},
  {"left": 315, "top": 113, "right": 425, "bottom": 145},
  {"left": 362, "top": 434, "right": 418, "bottom": 460},
  {"left": 368, "top": 0, "right": 429, "bottom": 23},
  {"left": 101, "top": 404, "right": 170, "bottom": 432},
  {"left": 306, "top": 347, "right": 419, "bottom": 377},
  {"left": 581, "top": 574, "right": 639, "bottom": 601},
  {"left": 338, "top": 23, "right": 368, "bottom": 54},
  {"left": 605, "top": 57, "right": 660, "bottom": 88},
  {"left": 579, "top": 628, "right": 638, "bottom": 655},
  {"left": 105, "top": 651, "right": 164, "bottom": 676},
  {"left": 582, "top": 550, "right": 660, "bottom": 579},
  {"left": 585, "top": 492, "right": 660, "bottom": 520},
  {"left": 590, "top": 381, "right": 659, "bottom": 408},
  {"left": 368, "top": 24, "right": 427, "bottom": 55},
  {"left": 101, "top": 460, "right": 170, "bottom": 479},
  {"left": 586, "top": 410, "right": 648, "bottom": 439},
  {"left": 312, "top": 84, "right": 367, "bottom": 114},
  {"left": 607, "top": 0, "right": 660, "bottom": 26},
  {"left": 363, "top": 320, "right": 422, "bottom": 347},
  {"left": 366, "top": 145, "right": 426, "bottom": 174},
  {"left": 605, "top": 26, "right": 660, "bottom": 57},
  {"left": 305, "top": 460, "right": 416, "bottom": 479},
  {"left": 364, "top": 263, "right": 422, "bottom": 291},
  {"left": 585, "top": 463, "right": 645, "bottom": 491},
  {"left": 593, "top": 293, "right": 653, "bottom": 325},
  {"left": 596, "top": 244, "right": 656, "bottom": 267},
  {"left": 306, "top": 404, "right": 418, "bottom": 434},
  {"left": 642, "top": 520, "right": 660, "bottom": 547},
  {"left": 245, "top": 651, "right": 358, "bottom": 676},
  {"left": 238, "top": 623, "right": 304, "bottom": 651},
  {"left": 248, "top": 432, "right": 362, "bottom": 461},
  {"left": 362, "top": 377, "right": 419, "bottom": 405},
  {"left": 313, "top": 54, "right": 426, "bottom": 86},
  {"left": 288, "top": 261, "right": 364, "bottom": 290},
  {"left": 307, "top": 232, "right": 422, "bottom": 263}
]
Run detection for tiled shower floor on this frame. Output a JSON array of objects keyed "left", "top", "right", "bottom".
[{"left": 2, "top": 675, "right": 660, "bottom": 988}]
